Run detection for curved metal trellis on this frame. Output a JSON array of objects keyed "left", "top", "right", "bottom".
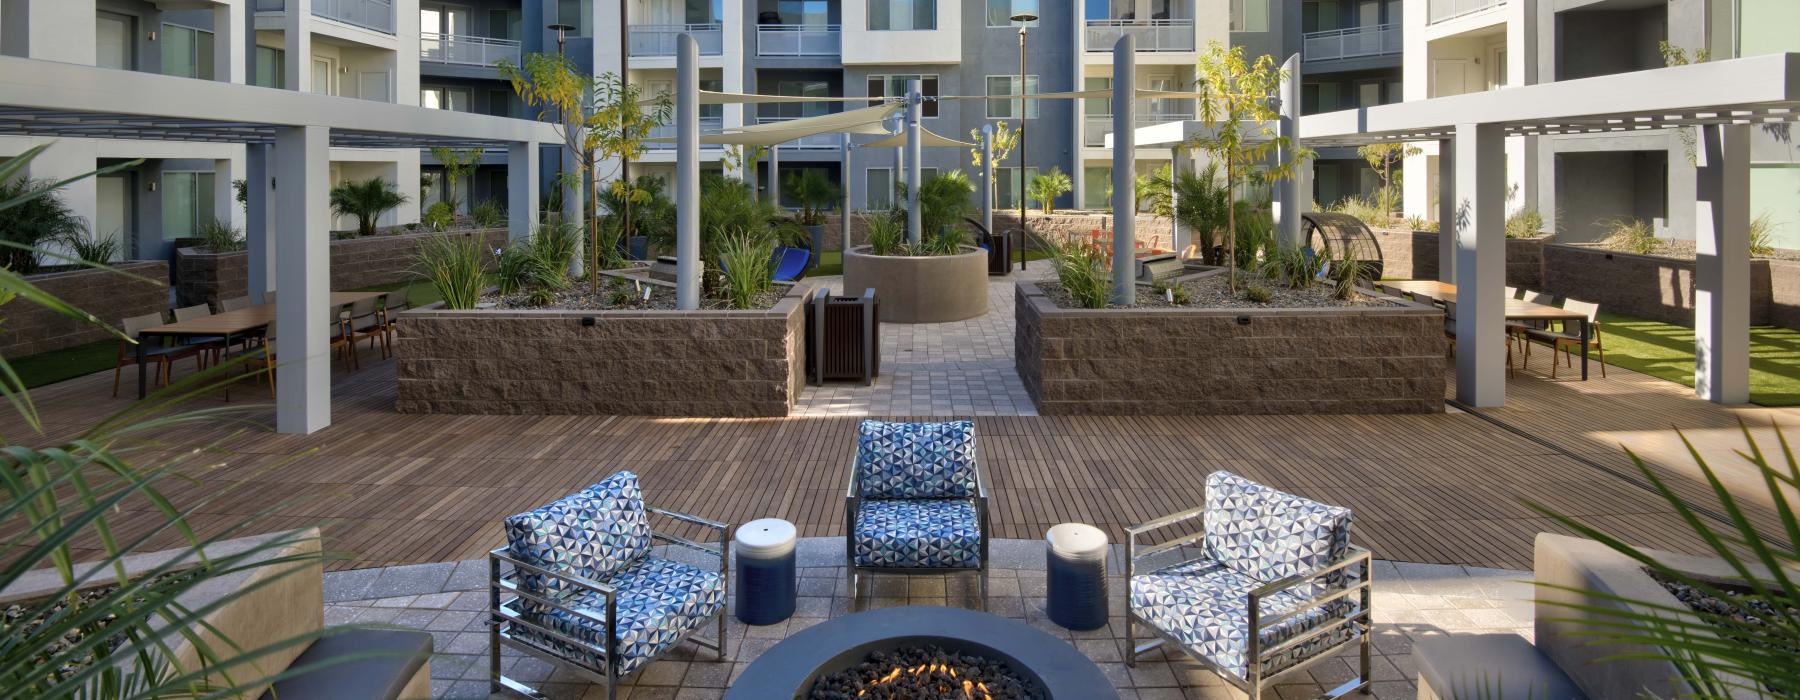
[{"left": 1304, "top": 212, "right": 1384, "bottom": 279}]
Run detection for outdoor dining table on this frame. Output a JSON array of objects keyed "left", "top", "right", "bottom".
[
  {"left": 1382, "top": 280, "right": 1593, "bottom": 380},
  {"left": 131, "top": 291, "right": 387, "bottom": 399}
]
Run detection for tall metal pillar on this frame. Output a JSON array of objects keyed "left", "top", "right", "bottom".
[
  {"left": 1452, "top": 123, "right": 1506, "bottom": 407},
  {"left": 1110, "top": 36, "right": 1136, "bottom": 306},
  {"left": 1275, "top": 53, "right": 1304, "bottom": 249},
  {"left": 245, "top": 142, "right": 273, "bottom": 304},
  {"left": 769, "top": 147, "right": 781, "bottom": 211},
  {"left": 840, "top": 132, "right": 853, "bottom": 255},
  {"left": 980, "top": 124, "right": 994, "bottom": 238},
  {"left": 1437, "top": 137, "right": 1456, "bottom": 283},
  {"left": 507, "top": 141, "right": 539, "bottom": 243},
  {"left": 905, "top": 79, "right": 924, "bottom": 246},
  {"left": 1171, "top": 145, "right": 1190, "bottom": 254},
  {"left": 675, "top": 33, "right": 701, "bottom": 310},
  {"left": 272, "top": 125, "right": 330, "bottom": 434},
  {"left": 1694, "top": 123, "right": 1751, "bottom": 404}
]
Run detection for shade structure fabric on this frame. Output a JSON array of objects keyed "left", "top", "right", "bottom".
[
  {"left": 644, "top": 102, "right": 901, "bottom": 147},
  {"left": 860, "top": 126, "right": 974, "bottom": 149}
]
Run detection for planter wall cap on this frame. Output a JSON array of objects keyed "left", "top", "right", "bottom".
[{"left": 0, "top": 528, "right": 322, "bottom": 605}]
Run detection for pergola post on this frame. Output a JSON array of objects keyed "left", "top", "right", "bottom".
[
  {"left": 281, "top": 0, "right": 311, "bottom": 92},
  {"left": 840, "top": 132, "right": 853, "bottom": 255},
  {"left": 1452, "top": 123, "right": 1505, "bottom": 407},
  {"left": 1436, "top": 137, "right": 1456, "bottom": 283},
  {"left": 245, "top": 143, "right": 273, "bottom": 303},
  {"left": 905, "top": 79, "right": 923, "bottom": 246},
  {"left": 507, "top": 141, "right": 539, "bottom": 243},
  {"left": 769, "top": 146, "right": 781, "bottom": 211},
  {"left": 675, "top": 33, "right": 701, "bottom": 310},
  {"left": 1694, "top": 123, "right": 1751, "bottom": 404},
  {"left": 1276, "top": 53, "right": 1303, "bottom": 249},
  {"left": 1110, "top": 36, "right": 1136, "bottom": 306},
  {"left": 1171, "top": 145, "right": 1190, "bottom": 254},
  {"left": 272, "top": 125, "right": 330, "bottom": 434},
  {"left": 980, "top": 124, "right": 994, "bottom": 239}
]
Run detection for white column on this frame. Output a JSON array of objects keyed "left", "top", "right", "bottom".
[
  {"left": 507, "top": 141, "right": 539, "bottom": 243},
  {"left": 1694, "top": 124, "right": 1751, "bottom": 404},
  {"left": 283, "top": 0, "right": 312, "bottom": 93},
  {"left": 213, "top": 157, "right": 239, "bottom": 230},
  {"left": 1171, "top": 145, "right": 1190, "bottom": 254},
  {"left": 1437, "top": 137, "right": 1455, "bottom": 283},
  {"left": 905, "top": 79, "right": 923, "bottom": 246},
  {"left": 980, "top": 124, "right": 994, "bottom": 239},
  {"left": 1452, "top": 123, "right": 1505, "bottom": 407},
  {"left": 394, "top": 149, "right": 421, "bottom": 224},
  {"left": 1110, "top": 36, "right": 1136, "bottom": 306},
  {"left": 769, "top": 147, "right": 781, "bottom": 210},
  {"left": 3, "top": 0, "right": 92, "bottom": 63},
  {"left": 1275, "top": 53, "right": 1303, "bottom": 249},
  {"left": 273, "top": 125, "right": 331, "bottom": 434},
  {"left": 841, "top": 132, "right": 853, "bottom": 255},
  {"left": 245, "top": 143, "right": 272, "bottom": 303},
  {"left": 26, "top": 141, "right": 98, "bottom": 261},
  {"left": 675, "top": 33, "right": 701, "bottom": 310},
  {"left": 214, "top": 2, "right": 246, "bottom": 84}
]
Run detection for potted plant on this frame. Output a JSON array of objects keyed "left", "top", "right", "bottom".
[
  {"left": 787, "top": 169, "right": 837, "bottom": 270},
  {"left": 844, "top": 172, "right": 989, "bottom": 323},
  {"left": 329, "top": 177, "right": 409, "bottom": 238}
]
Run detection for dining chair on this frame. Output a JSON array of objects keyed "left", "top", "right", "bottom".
[
  {"left": 220, "top": 296, "right": 252, "bottom": 312},
  {"left": 113, "top": 313, "right": 205, "bottom": 397},
  {"left": 380, "top": 287, "right": 411, "bottom": 346},
  {"left": 343, "top": 296, "right": 388, "bottom": 361},
  {"left": 238, "top": 319, "right": 278, "bottom": 399},
  {"left": 171, "top": 304, "right": 228, "bottom": 366},
  {"left": 1525, "top": 299, "right": 1605, "bottom": 379},
  {"left": 331, "top": 301, "right": 358, "bottom": 370},
  {"left": 1443, "top": 301, "right": 1514, "bottom": 375}
]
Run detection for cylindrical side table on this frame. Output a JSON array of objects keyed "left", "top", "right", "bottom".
[
  {"left": 735, "top": 518, "right": 797, "bottom": 625},
  {"left": 1046, "top": 523, "right": 1109, "bottom": 631}
]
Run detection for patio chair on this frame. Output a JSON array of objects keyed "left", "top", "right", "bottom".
[
  {"left": 489, "top": 470, "right": 729, "bottom": 700},
  {"left": 1126, "top": 471, "right": 1372, "bottom": 700},
  {"left": 380, "top": 287, "right": 411, "bottom": 334},
  {"left": 172, "top": 303, "right": 228, "bottom": 364},
  {"left": 342, "top": 296, "right": 388, "bottom": 361},
  {"left": 113, "top": 312, "right": 206, "bottom": 397},
  {"left": 1525, "top": 299, "right": 1605, "bottom": 378},
  {"left": 844, "top": 419, "right": 989, "bottom": 609},
  {"left": 772, "top": 247, "right": 811, "bottom": 283},
  {"left": 234, "top": 319, "right": 278, "bottom": 399},
  {"left": 329, "top": 302, "right": 357, "bottom": 370},
  {"left": 220, "top": 295, "right": 252, "bottom": 312},
  {"left": 1444, "top": 301, "right": 1514, "bottom": 375}
]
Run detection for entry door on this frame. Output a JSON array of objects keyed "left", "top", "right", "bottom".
[
  {"left": 311, "top": 58, "right": 333, "bottom": 95},
  {"left": 96, "top": 175, "right": 130, "bottom": 262},
  {"left": 95, "top": 12, "right": 134, "bottom": 70},
  {"left": 1431, "top": 59, "right": 1467, "bottom": 97}
]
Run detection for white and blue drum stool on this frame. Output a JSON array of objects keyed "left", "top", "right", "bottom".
[
  {"left": 1046, "top": 522, "right": 1109, "bottom": 631},
  {"left": 735, "top": 518, "right": 797, "bottom": 625}
]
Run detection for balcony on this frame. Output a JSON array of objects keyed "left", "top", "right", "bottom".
[
  {"left": 255, "top": 0, "right": 395, "bottom": 34},
  {"left": 756, "top": 24, "right": 841, "bottom": 57},
  {"left": 629, "top": 24, "right": 725, "bottom": 57},
  {"left": 420, "top": 33, "right": 521, "bottom": 67},
  {"left": 1428, "top": 0, "right": 1505, "bottom": 24},
  {"left": 1083, "top": 111, "right": 1195, "bottom": 147},
  {"left": 758, "top": 117, "right": 841, "bottom": 149},
  {"left": 1084, "top": 20, "right": 1195, "bottom": 53},
  {"left": 1303, "top": 23, "right": 1401, "bottom": 62},
  {"left": 644, "top": 117, "right": 725, "bottom": 150}
]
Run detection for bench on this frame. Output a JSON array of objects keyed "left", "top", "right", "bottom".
[
  {"left": 1413, "top": 633, "right": 1584, "bottom": 700},
  {"left": 258, "top": 629, "right": 433, "bottom": 700}
]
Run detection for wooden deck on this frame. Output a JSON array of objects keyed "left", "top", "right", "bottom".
[{"left": 8, "top": 342, "right": 1794, "bottom": 572}]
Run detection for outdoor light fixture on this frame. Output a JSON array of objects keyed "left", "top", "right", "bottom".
[
  {"left": 1011, "top": 12, "right": 1037, "bottom": 272},
  {"left": 548, "top": 23, "right": 576, "bottom": 55}
]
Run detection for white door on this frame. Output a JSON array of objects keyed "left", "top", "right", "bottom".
[
  {"left": 95, "top": 13, "right": 133, "bottom": 70},
  {"left": 1431, "top": 59, "right": 1467, "bottom": 98},
  {"left": 358, "top": 71, "right": 391, "bottom": 102},
  {"left": 97, "top": 175, "right": 129, "bottom": 262},
  {"left": 311, "top": 58, "right": 333, "bottom": 95},
  {"left": 1488, "top": 46, "right": 1508, "bottom": 89}
]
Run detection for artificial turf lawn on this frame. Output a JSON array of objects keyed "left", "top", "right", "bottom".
[{"left": 1595, "top": 312, "right": 1800, "bottom": 407}]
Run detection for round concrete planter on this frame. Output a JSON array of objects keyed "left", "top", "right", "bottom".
[{"left": 843, "top": 245, "right": 988, "bottom": 323}]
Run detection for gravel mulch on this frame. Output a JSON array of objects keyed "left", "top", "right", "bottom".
[
  {"left": 1580, "top": 239, "right": 1800, "bottom": 262},
  {"left": 483, "top": 276, "right": 785, "bottom": 311},
  {"left": 1038, "top": 271, "right": 1392, "bottom": 310}
]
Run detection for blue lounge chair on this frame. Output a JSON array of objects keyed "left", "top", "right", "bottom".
[{"left": 772, "top": 246, "right": 810, "bottom": 282}]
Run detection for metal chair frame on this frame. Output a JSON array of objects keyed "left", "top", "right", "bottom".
[
  {"left": 1124, "top": 505, "right": 1373, "bottom": 700},
  {"left": 843, "top": 452, "right": 990, "bottom": 610},
  {"left": 488, "top": 506, "right": 732, "bottom": 700}
]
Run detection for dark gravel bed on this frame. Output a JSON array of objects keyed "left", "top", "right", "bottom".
[
  {"left": 483, "top": 277, "right": 784, "bottom": 311},
  {"left": 1039, "top": 271, "right": 1391, "bottom": 310}
]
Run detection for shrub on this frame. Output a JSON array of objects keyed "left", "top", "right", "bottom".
[
  {"left": 1750, "top": 213, "right": 1777, "bottom": 258},
  {"left": 1505, "top": 208, "right": 1546, "bottom": 238},
  {"left": 198, "top": 216, "right": 244, "bottom": 253},
  {"left": 1027, "top": 167, "right": 1073, "bottom": 214},
  {"left": 1329, "top": 195, "right": 1388, "bottom": 227},
  {"left": 494, "top": 244, "right": 532, "bottom": 295},
  {"left": 527, "top": 220, "right": 581, "bottom": 289},
  {"left": 1233, "top": 202, "right": 1276, "bottom": 270},
  {"left": 924, "top": 221, "right": 970, "bottom": 257},
  {"left": 1170, "top": 164, "right": 1231, "bottom": 265},
  {"left": 717, "top": 228, "right": 775, "bottom": 310},
  {"left": 865, "top": 213, "right": 906, "bottom": 256},
  {"left": 786, "top": 169, "right": 838, "bottom": 226},
  {"left": 1244, "top": 283, "right": 1272, "bottom": 303},
  {"left": 422, "top": 201, "right": 456, "bottom": 231},
  {"left": 415, "top": 232, "right": 486, "bottom": 309},
  {"left": 330, "top": 177, "right": 408, "bottom": 237},
  {"left": 68, "top": 230, "right": 119, "bottom": 265},
  {"left": 918, "top": 170, "right": 975, "bottom": 241},
  {"left": 470, "top": 200, "right": 506, "bottom": 229},
  {"left": 0, "top": 177, "right": 85, "bottom": 273},
  {"left": 1329, "top": 256, "right": 1369, "bottom": 300},
  {"left": 1402, "top": 216, "right": 1438, "bottom": 232},
  {"left": 525, "top": 287, "right": 557, "bottom": 307},
  {"left": 1602, "top": 217, "right": 1658, "bottom": 255},
  {"left": 1258, "top": 245, "right": 1325, "bottom": 290},
  {"left": 1051, "top": 237, "right": 1110, "bottom": 309}
]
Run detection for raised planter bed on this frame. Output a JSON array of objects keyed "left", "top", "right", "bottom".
[
  {"left": 0, "top": 261, "right": 168, "bottom": 357},
  {"left": 1542, "top": 243, "right": 1773, "bottom": 326},
  {"left": 174, "top": 228, "right": 507, "bottom": 308},
  {"left": 394, "top": 283, "right": 809, "bottom": 416},
  {"left": 842, "top": 245, "right": 988, "bottom": 323},
  {"left": 1015, "top": 280, "right": 1446, "bottom": 414}
]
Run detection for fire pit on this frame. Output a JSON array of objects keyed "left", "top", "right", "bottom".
[{"left": 725, "top": 606, "right": 1116, "bottom": 700}]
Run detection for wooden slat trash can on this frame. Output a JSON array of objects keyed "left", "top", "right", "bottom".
[
  {"left": 985, "top": 231, "right": 1013, "bottom": 276},
  {"left": 806, "top": 287, "right": 880, "bottom": 386}
]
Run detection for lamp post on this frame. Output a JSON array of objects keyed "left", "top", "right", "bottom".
[
  {"left": 1011, "top": 12, "right": 1036, "bottom": 271},
  {"left": 619, "top": 0, "right": 633, "bottom": 265}
]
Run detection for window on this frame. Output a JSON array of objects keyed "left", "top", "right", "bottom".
[
  {"left": 701, "top": 79, "right": 724, "bottom": 122},
  {"left": 1083, "top": 166, "right": 1110, "bottom": 209},
  {"left": 489, "top": 8, "right": 521, "bottom": 39},
  {"left": 557, "top": 0, "right": 592, "bottom": 36},
  {"left": 1084, "top": 77, "right": 1111, "bottom": 115},
  {"left": 986, "top": 75, "right": 1040, "bottom": 119},
  {"left": 161, "top": 24, "right": 215, "bottom": 80},
  {"left": 1751, "top": 166, "right": 1800, "bottom": 250},
  {"left": 778, "top": 0, "right": 830, "bottom": 25},
  {"left": 1742, "top": 0, "right": 1800, "bottom": 56},
  {"left": 868, "top": 0, "right": 935, "bottom": 30},
  {"left": 867, "top": 168, "right": 893, "bottom": 209},
  {"left": 994, "top": 167, "right": 1039, "bottom": 210},
  {"left": 1230, "top": 0, "right": 1269, "bottom": 31},
  {"left": 161, "top": 171, "right": 216, "bottom": 241},
  {"left": 987, "top": 0, "right": 1038, "bottom": 27},
  {"left": 95, "top": 12, "right": 134, "bottom": 70},
  {"left": 867, "top": 75, "right": 939, "bottom": 118},
  {"left": 254, "top": 46, "right": 285, "bottom": 88},
  {"left": 421, "top": 86, "right": 473, "bottom": 111},
  {"left": 487, "top": 90, "right": 515, "bottom": 118},
  {"left": 421, "top": 3, "right": 471, "bottom": 35},
  {"left": 769, "top": 80, "right": 830, "bottom": 120}
]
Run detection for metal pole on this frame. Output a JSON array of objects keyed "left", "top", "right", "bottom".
[
  {"left": 675, "top": 34, "right": 700, "bottom": 310},
  {"left": 770, "top": 147, "right": 781, "bottom": 210},
  {"left": 1276, "top": 53, "right": 1302, "bottom": 249},
  {"left": 981, "top": 123, "right": 994, "bottom": 240},
  {"left": 619, "top": 0, "right": 632, "bottom": 259},
  {"left": 905, "top": 79, "right": 923, "bottom": 246},
  {"left": 841, "top": 132, "right": 853, "bottom": 256},
  {"left": 1016, "top": 24, "right": 1028, "bottom": 270},
  {"left": 1111, "top": 35, "right": 1136, "bottom": 306}
]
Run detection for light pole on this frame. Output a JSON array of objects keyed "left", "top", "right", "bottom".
[
  {"left": 1011, "top": 12, "right": 1036, "bottom": 271},
  {"left": 618, "top": 0, "right": 633, "bottom": 265}
]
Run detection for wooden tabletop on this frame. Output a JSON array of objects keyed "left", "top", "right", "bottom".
[
  {"left": 138, "top": 291, "right": 387, "bottom": 337},
  {"left": 1381, "top": 280, "right": 1586, "bottom": 321}
]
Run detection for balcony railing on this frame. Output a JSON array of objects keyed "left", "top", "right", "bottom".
[
  {"left": 1084, "top": 20, "right": 1195, "bottom": 52},
  {"left": 1083, "top": 111, "right": 1196, "bottom": 147},
  {"left": 1428, "top": 0, "right": 1505, "bottom": 24},
  {"left": 756, "top": 24, "right": 841, "bottom": 57},
  {"left": 420, "top": 32, "right": 521, "bottom": 67},
  {"left": 629, "top": 23, "right": 724, "bottom": 57},
  {"left": 644, "top": 117, "right": 725, "bottom": 150},
  {"left": 255, "top": 0, "right": 395, "bottom": 34},
  {"left": 758, "top": 117, "right": 841, "bottom": 149},
  {"left": 1303, "top": 23, "right": 1401, "bottom": 62}
]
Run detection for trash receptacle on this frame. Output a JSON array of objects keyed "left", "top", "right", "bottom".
[
  {"left": 985, "top": 232, "right": 1013, "bottom": 276},
  {"left": 806, "top": 287, "right": 880, "bottom": 386}
]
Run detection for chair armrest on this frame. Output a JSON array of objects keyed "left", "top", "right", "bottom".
[
  {"left": 647, "top": 505, "right": 731, "bottom": 558},
  {"left": 1247, "top": 545, "right": 1373, "bottom": 629},
  {"left": 489, "top": 546, "right": 618, "bottom": 628},
  {"left": 1126, "top": 505, "right": 1213, "bottom": 591}
]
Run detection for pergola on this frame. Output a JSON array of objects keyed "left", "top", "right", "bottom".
[
  {"left": 1133, "top": 53, "right": 1800, "bottom": 408},
  {"left": 0, "top": 55, "right": 563, "bottom": 434}
]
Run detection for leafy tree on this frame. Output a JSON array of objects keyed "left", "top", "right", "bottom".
[
  {"left": 428, "top": 146, "right": 485, "bottom": 214},
  {"left": 0, "top": 176, "right": 86, "bottom": 274},
  {"left": 1189, "top": 41, "right": 1312, "bottom": 289},
  {"left": 1356, "top": 143, "right": 1420, "bottom": 215},
  {"left": 1026, "top": 167, "right": 1072, "bottom": 214},
  {"left": 918, "top": 170, "right": 976, "bottom": 244},
  {"left": 329, "top": 178, "right": 409, "bottom": 238},
  {"left": 722, "top": 145, "right": 769, "bottom": 197},
  {"left": 786, "top": 169, "right": 839, "bottom": 226},
  {"left": 968, "top": 121, "right": 1020, "bottom": 191},
  {"left": 1147, "top": 162, "right": 1233, "bottom": 265}
]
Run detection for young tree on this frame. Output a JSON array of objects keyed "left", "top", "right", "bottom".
[
  {"left": 429, "top": 146, "right": 485, "bottom": 214},
  {"left": 722, "top": 144, "right": 769, "bottom": 198},
  {"left": 1189, "top": 41, "right": 1312, "bottom": 289},
  {"left": 968, "top": 121, "right": 1020, "bottom": 186},
  {"left": 1026, "top": 167, "right": 1072, "bottom": 214},
  {"left": 1356, "top": 142, "right": 1420, "bottom": 215}
]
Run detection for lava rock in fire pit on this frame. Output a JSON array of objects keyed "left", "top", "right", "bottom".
[{"left": 808, "top": 644, "right": 1041, "bottom": 700}]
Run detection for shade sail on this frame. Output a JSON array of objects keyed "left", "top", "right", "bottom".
[
  {"left": 860, "top": 127, "right": 974, "bottom": 149},
  {"left": 731, "top": 102, "right": 901, "bottom": 133}
]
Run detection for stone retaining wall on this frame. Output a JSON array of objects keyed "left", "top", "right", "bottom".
[
  {"left": 1015, "top": 280, "right": 1446, "bottom": 414},
  {"left": 394, "top": 284, "right": 808, "bottom": 416},
  {"left": 1542, "top": 244, "right": 1773, "bottom": 326},
  {"left": 1371, "top": 229, "right": 1550, "bottom": 288},
  {"left": 816, "top": 212, "right": 1173, "bottom": 252},
  {"left": 1, "top": 261, "right": 168, "bottom": 357},
  {"left": 175, "top": 228, "right": 507, "bottom": 308}
]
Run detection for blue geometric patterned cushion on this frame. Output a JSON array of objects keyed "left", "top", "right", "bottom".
[
  {"left": 853, "top": 499, "right": 982, "bottom": 568},
  {"left": 855, "top": 420, "right": 978, "bottom": 499},
  {"left": 503, "top": 471, "right": 653, "bottom": 614},
  {"left": 523, "top": 556, "right": 725, "bottom": 676},
  {"left": 1201, "top": 471, "right": 1351, "bottom": 595},
  {"left": 1129, "top": 558, "right": 1359, "bottom": 680}
]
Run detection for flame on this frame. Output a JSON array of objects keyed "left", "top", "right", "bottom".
[{"left": 855, "top": 662, "right": 994, "bottom": 699}]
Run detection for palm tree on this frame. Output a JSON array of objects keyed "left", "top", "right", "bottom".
[
  {"left": 0, "top": 176, "right": 87, "bottom": 273},
  {"left": 1027, "top": 168, "right": 1073, "bottom": 215},
  {"left": 329, "top": 178, "right": 409, "bottom": 238}
]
